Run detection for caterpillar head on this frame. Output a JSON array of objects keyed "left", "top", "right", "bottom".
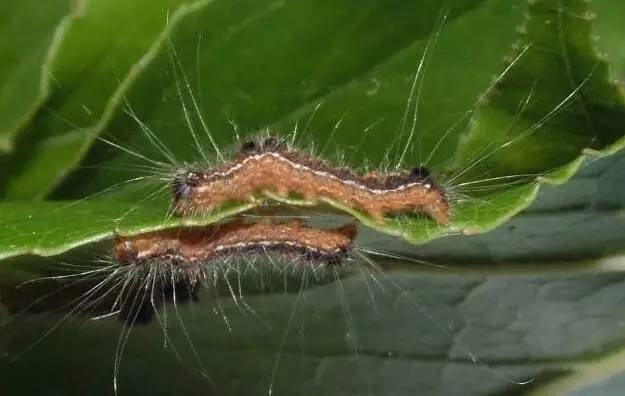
[
  {"left": 172, "top": 170, "right": 202, "bottom": 200},
  {"left": 240, "top": 136, "right": 286, "bottom": 155},
  {"left": 113, "top": 237, "right": 139, "bottom": 264},
  {"left": 408, "top": 166, "right": 434, "bottom": 184}
]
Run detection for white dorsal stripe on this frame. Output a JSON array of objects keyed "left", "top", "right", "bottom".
[{"left": 198, "top": 152, "right": 431, "bottom": 195}]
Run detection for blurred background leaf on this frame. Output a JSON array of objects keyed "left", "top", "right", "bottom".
[
  {"left": 592, "top": 0, "right": 625, "bottom": 81},
  {"left": 0, "top": 0, "right": 69, "bottom": 152},
  {"left": 0, "top": 0, "right": 205, "bottom": 197}
]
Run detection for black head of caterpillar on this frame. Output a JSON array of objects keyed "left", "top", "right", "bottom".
[
  {"left": 172, "top": 170, "right": 203, "bottom": 201},
  {"left": 171, "top": 135, "right": 451, "bottom": 224},
  {"left": 239, "top": 136, "right": 286, "bottom": 155},
  {"left": 409, "top": 166, "right": 433, "bottom": 183}
]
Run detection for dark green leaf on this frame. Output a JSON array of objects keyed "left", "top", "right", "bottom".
[
  {"left": 1, "top": 0, "right": 202, "bottom": 197},
  {"left": 0, "top": 0, "right": 69, "bottom": 152},
  {"left": 592, "top": 0, "right": 625, "bottom": 81},
  {"left": 2, "top": 257, "right": 625, "bottom": 395}
]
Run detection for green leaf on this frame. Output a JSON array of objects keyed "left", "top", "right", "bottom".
[
  {"left": 0, "top": 0, "right": 69, "bottom": 152},
  {"left": 1, "top": 0, "right": 485, "bottom": 199},
  {"left": 55, "top": 0, "right": 625, "bottom": 245},
  {"left": 592, "top": 0, "right": 625, "bottom": 81},
  {"left": 0, "top": 198, "right": 256, "bottom": 260},
  {"left": 406, "top": 148, "right": 625, "bottom": 262},
  {"left": 0, "top": 0, "right": 205, "bottom": 198},
  {"left": 2, "top": 254, "right": 625, "bottom": 395},
  {"left": 14, "top": 0, "right": 521, "bottom": 238},
  {"left": 445, "top": 0, "right": 625, "bottom": 236}
]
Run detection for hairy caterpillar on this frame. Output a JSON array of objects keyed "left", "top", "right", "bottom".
[
  {"left": 114, "top": 218, "right": 357, "bottom": 288},
  {"left": 172, "top": 136, "right": 450, "bottom": 225}
]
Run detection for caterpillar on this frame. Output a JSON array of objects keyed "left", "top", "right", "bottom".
[
  {"left": 172, "top": 136, "right": 450, "bottom": 225},
  {"left": 114, "top": 217, "right": 357, "bottom": 289}
]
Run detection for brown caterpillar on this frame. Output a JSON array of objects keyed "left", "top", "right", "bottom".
[
  {"left": 109, "top": 218, "right": 357, "bottom": 324},
  {"left": 114, "top": 218, "right": 357, "bottom": 284},
  {"left": 0, "top": 220, "right": 357, "bottom": 331},
  {"left": 172, "top": 137, "right": 450, "bottom": 224}
]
